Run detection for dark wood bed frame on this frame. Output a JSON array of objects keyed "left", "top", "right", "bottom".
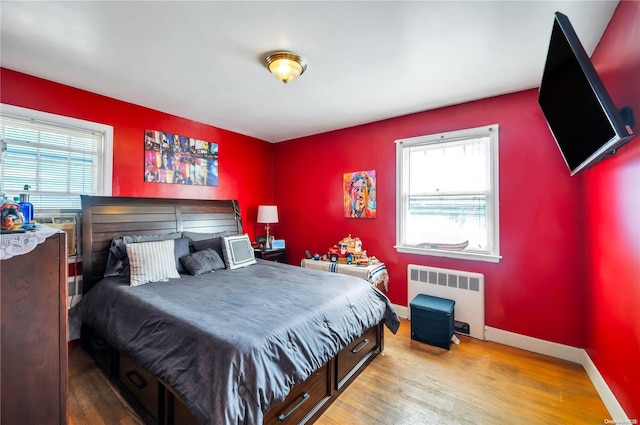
[{"left": 80, "top": 195, "right": 384, "bottom": 425}]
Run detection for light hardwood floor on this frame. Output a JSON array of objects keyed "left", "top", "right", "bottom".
[{"left": 68, "top": 319, "right": 610, "bottom": 425}]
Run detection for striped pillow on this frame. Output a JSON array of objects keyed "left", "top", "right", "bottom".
[{"left": 126, "top": 240, "right": 180, "bottom": 286}]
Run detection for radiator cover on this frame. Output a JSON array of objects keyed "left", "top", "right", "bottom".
[{"left": 408, "top": 264, "right": 485, "bottom": 340}]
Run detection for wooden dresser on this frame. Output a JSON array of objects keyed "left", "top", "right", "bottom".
[{"left": 1, "top": 230, "right": 68, "bottom": 425}]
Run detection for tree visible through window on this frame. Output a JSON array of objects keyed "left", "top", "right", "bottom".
[{"left": 395, "top": 124, "right": 501, "bottom": 263}]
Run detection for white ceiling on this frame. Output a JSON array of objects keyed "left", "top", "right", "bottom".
[{"left": 1, "top": 1, "right": 619, "bottom": 143}]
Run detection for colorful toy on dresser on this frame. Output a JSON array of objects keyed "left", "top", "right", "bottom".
[
  {"left": 325, "top": 234, "right": 378, "bottom": 266},
  {"left": 1, "top": 201, "right": 24, "bottom": 230},
  {"left": 1, "top": 185, "right": 34, "bottom": 231}
]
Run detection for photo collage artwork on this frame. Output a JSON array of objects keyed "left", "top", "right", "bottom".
[{"left": 144, "top": 129, "right": 218, "bottom": 186}]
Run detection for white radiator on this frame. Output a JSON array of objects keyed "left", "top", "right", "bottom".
[{"left": 408, "top": 264, "right": 485, "bottom": 340}]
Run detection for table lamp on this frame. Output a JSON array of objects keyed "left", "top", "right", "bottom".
[{"left": 257, "top": 205, "right": 279, "bottom": 249}]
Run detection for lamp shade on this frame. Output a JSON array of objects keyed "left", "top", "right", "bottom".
[{"left": 257, "top": 205, "right": 279, "bottom": 224}]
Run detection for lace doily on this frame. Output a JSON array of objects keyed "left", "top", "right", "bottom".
[{"left": 1, "top": 226, "right": 60, "bottom": 260}]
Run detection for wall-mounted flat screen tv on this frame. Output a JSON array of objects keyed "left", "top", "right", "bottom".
[{"left": 538, "top": 12, "right": 635, "bottom": 175}]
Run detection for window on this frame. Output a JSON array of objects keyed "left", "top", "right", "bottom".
[
  {"left": 1, "top": 104, "right": 113, "bottom": 210},
  {"left": 395, "top": 124, "right": 500, "bottom": 263}
]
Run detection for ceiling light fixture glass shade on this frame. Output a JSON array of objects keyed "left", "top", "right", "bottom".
[{"left": 265, "top": 51, "right": 307, "bottom": 84}]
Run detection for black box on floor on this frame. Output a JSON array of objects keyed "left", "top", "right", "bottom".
[
  {"left": 455, "top": 320, "right": 470, "bottom": 335},
  {"left": 410, "top": 294, "right": 455, "bottom": 350}
]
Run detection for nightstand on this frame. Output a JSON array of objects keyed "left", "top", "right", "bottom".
[{"left": 255, "top": 248, "right": 286, "bottom": 263}]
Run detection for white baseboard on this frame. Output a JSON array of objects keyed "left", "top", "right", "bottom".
[
  {"left": 580, "top": 350, "right": 629, "bottom": 422},
  {"left": 392, "top": 303, "right": 409, "bottom": 319},
  {"left": 484, "top": 326, "right": 629, "bottom": 422},
  {"left": 484, "top": 326, "right": 584, "bottom": 362}
]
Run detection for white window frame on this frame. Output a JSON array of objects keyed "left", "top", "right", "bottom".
[
  {"left": 0, "top": 104, "right": 113, "bottom": 212},
  {"left": 395, "top": 124, "right": 501, "bottom": 263}
]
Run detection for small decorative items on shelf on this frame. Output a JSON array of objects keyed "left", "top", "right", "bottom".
[
  {"left": 320, "top": 234, "right": 379, "bottom": 266},
  {"left": 1, "top": 201, "right": 24, "bottom": 231},
  {"left": 1, "top": 185, "right": 36, "bottom": 232}
]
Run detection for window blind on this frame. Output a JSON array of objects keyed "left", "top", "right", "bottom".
[
  {"left": 404, "top": 136, "right": 491, "bottom": 251},
  {"left": 0, "top": 114, "right": 105, "bottom": 210}
]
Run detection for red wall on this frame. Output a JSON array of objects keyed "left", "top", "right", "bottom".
[
  {"left": 583, "top": 0, "right": 640, "bottom": 418},
  {"left": 2, "top": 3, "right": 638, "bottom": 414},
  {"left": 274, "top": 89, "right": 585, "bottom": 348},
  {"left": 0, "top": 68, "right": 275, "bottom": 240}
]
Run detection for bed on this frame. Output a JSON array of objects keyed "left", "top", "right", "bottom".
[{"left": 78, "top": 195, "right": 399, "bottom": 425}]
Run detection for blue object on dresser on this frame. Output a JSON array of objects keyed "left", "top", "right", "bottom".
[{"left": 410, "top": 294, "right": 455, "bottom": 350}]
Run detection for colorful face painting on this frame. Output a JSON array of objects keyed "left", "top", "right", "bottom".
[
  {"left": 343, "top": 170, "right": 376, "bottom": 218},
  {"left": 144, "top": 129, "right": 219, "bottom": 186}
]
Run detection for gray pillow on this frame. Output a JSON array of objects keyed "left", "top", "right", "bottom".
[
  {"left": 182, "top": 230, "right": 234, "bottom": 242},
  {"left": 104, "top": 234, "right": 189, "bottom": 277},
  {"left": 173, "top": 237, "right": 191, "bottom": 274},
  {"left": 183, "top": 230, "right": 236, "bottom": 254},
  {"left": 104, "top": 244, "right": 128, "bottom": 277},
  {"left": 192, "top": 237, "right": 224, "bottom": 259},
  {"left": 180, "top": 249, "right": 226, "bottom": 276}
]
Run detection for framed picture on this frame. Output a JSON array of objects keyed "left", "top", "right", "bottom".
[
  {"left": 144, "top": 129, "right": 218, "bottom": 186},
  {"left": 343, "top": 170, "right": 376, "bottom": 218},
  {"left": 271, "top": 239, "right": 286, "bottom": 249}
]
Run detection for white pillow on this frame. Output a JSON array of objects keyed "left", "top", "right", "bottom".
[
  {"left": 221, "top": 234, "right": 257, "bottom": 270},
  {"left": 126, "top": 240, "right": 180, "bottom": 286}
]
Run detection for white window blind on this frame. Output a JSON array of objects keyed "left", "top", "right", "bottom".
[
  {"left": 0, "top": 109, "right": 111, "bottom": 210},
  {"left": 396, "top": 124, "right": 500, "bottom": 263}
]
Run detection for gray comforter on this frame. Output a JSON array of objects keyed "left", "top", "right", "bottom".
[{"left": 78, "top": 259, "right": 399, "bottom": 425}]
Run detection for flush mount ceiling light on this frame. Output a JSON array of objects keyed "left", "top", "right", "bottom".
[{"left": 265, "top": 51, "right": 307, "bottom": 84}]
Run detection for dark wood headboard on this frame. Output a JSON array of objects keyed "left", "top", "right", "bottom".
[{"left": 81, "top": 195, "right": 243, "bottom": 294}]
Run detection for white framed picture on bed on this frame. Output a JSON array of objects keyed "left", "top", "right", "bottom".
[{"left": 221, "top": 234, "right": 257, "bottom": 269}]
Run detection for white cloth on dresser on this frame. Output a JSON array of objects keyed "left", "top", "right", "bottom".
[
  {"left": 0, "top": 226, "right": 59, "bottom": 260},
  {"left": 300, "top": 259, "right": 390, "bottom": 291}
]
